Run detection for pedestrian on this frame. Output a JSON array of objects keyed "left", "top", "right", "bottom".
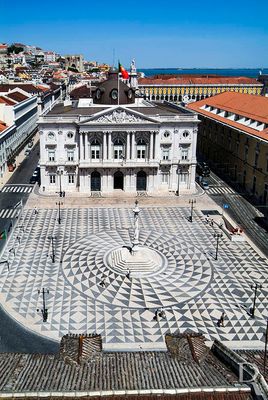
[
  {"left": 210, "top": 218, "right": 214, "bottom": 227},
  {"left": 217, "top": 312, "right": 225, "bottom": 327},
  {"left": 34, "top": 206, "right": 38, "bottom": 215},
  {"left": 100, "top": 279, "right": 105, "bottom": 288},
  {"left": 153, "top": 310, "right": 159, "bottom": 322}
]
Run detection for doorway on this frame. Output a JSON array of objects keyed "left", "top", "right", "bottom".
[
  {"left": 91, "top": 171, "right": 101, "bottom": 191},
  {"left": 136, "top": 171, "right": 147, "bottom": 191},
  {"left": 114, "top": 171, "right": 124, "bottom": 190}
]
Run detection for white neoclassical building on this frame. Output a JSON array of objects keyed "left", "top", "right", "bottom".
[{"left": 38, "top": 69, "right": 199, "bottom": 195}]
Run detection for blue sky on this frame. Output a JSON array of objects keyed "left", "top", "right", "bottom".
[{"left": 1, "top": 0, "right": 268, "bottom": 68}]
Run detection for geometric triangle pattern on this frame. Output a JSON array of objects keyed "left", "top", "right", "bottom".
[
  {"left": 0, "top": 206, "right": 267, "bottom": 351},
  {"left": 62, "top": 229, "right": 213, "bottom": 309}
]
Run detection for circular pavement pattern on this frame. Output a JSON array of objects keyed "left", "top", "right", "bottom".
[{"left": 62, "top": 229, "right": 213, "bottom": 309}]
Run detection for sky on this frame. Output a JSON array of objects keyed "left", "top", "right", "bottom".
[{"left": 1, "top": 0, "right": 268, "bottom": 68}]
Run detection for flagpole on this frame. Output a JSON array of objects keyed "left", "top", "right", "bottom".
[{"left": 117, "top": 65, "right": 120, "bottom": 106}]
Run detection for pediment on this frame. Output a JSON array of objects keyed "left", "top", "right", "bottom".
[{"left": 79, "top": 107, "right": 158, "bottom": 125}]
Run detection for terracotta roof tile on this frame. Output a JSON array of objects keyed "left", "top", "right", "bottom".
[
  {"left": 188, "top": 92, "right": 268, "bottom": 140},
  {"left": 0, "top": 96, "right": 16, "bottom": 105},
  {"left": 139, "top": 75, "right": 261, "bottom": 86},
  {"left": 6, "top": 91, "right": 29, "bottom": 102},
  {"left": 0, "top": 120, "right": 7, "bottom": 132}
]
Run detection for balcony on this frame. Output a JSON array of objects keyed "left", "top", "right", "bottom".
[{"left": 79, "top": 158, "right": 159, "bottom": 168}]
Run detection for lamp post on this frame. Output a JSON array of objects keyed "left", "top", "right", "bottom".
[
  {"left": 214, "top": 232, "right": 223, "bottom": 260},
  {"left": 176, "top": 165, "right": 181, "bottom": 196},
  {"left": 56, "top": 168, "right": 65, "bottom": 197},
  {"left": 37, "top": 288, "right": 49, "bottom": 322},
  {"left": 56, "top": 202, "right": 63, "bottom": 224},
  {"left": 48, "top": 235, "right": 56, "bottom": 263},
  {"left": 250, "top": 283, "right": 262, "bottom": 318},
  {"left": 189, "top": 199, "right": 196, "bottom": 222}
]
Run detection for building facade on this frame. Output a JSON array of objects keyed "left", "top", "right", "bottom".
[
  {"left": 0, "top": 88, "right": 38, "bottom": 175},
  {"left": 188, "top": 92, "right": 268, "bottom": 206},
  {"left": 138, "top": 76, "right": 263, "bottom": 104},
  {"left": 39, "top": 70, "right": 199, "bottom": 195}
]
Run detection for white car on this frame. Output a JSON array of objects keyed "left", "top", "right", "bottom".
[{"left": 201, "top": 180, "right": 209, "bottom": 190}]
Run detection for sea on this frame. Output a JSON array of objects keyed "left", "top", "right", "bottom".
[{"left": 137, "top": 68, "right": 268, "bottom": 78}]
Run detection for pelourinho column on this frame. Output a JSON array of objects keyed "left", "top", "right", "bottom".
[{"left": 132, "top": 200, "right": 140, "bottom": 254}]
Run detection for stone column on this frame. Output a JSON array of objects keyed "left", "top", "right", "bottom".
[
  {"left": 80, "top": 132, "right": 84, "bottom": 160},
  {"left": 126, "top": 132, "right": 130, "bottom": 160},
  {"left": 108, "top": 131, "right": 112, "bottom": 160},
  {"left": 131, "top": 132, "right": 135, "bottom": 159},
  {"left": 149, "top": 131, "right": 154, "bottom": 160},
  {"left": 85, "top": 132, "right": 89, "bottom": 160},
  {"left": 103, "top": 132, "right": 107, "bottom": 160},
  {"left": 154, "top": 131, "right": 160, "bottom": 160}
]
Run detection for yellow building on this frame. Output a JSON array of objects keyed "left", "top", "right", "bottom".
[
  {"left": 188, "top": 92, "right": 268, "bottom": 208},
  {"left": 139, "top": 75, "right": 263, "bottom": 103}
]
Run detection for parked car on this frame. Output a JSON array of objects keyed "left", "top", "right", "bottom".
[
  {"left": 201, "top": 180, "right": 209, "bottom": 190},
  {"left": 196, "top": 162, "right": 210, "bottom": 177},
  {"left": 24, "top": 149, "right": 31, "bottom": 156},
  {"left": 29, "top": 167, "right": 40, "bottom": 184}
]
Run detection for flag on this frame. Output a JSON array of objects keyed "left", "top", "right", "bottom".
[
  {"left": 118, "top": 62, "right": 129, "bottom": 79},
  {"left": 0, "top": 230, "right": 7, "bottom": 240}
]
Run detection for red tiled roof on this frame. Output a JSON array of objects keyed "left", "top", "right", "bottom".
[
  {"left": 0, "top": 84, "right": 44, "bottom": 94},
  {"left": 188, "top": 92, "right": 268, "bottom": 140},
  {"left": 6, "top": 91, "right": 29, "bottom": 102},
  {"left": 0, "top": 96, "right": 16, "bottom": 105},
  {"left": 139, "top": 75, "right": 260, "bottom": 85},
  {"left": 0, "top": 120, "right": 7, "bottom": 132}
]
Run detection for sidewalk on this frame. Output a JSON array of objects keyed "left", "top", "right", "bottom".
[
  {"left": 0, "top": 132, "right": 39, "bottom": 189},
  {"left": 26, "top": 183, "right": 219, "bottom": 210}
]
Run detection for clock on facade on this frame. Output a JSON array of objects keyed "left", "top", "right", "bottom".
[{"left": 111, "top": 89, "right": 118, "bottom": 100}]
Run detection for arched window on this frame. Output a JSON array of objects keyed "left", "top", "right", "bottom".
[
  {"left": 91, "top": 139, "right": 100, "bottom": 159},
  {"left": 137, "top": 139, "right": 146, "bottom": 159},
  {"left": 114, "top": 139, "right": 124, "bottom": 160}
]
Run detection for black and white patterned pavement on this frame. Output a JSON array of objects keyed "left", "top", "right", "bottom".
[{"left": 0, "top": 206, "right": 267, "bottom": 350}]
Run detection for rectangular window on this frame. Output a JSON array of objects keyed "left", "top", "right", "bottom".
[
  {"left": 244, "top": 147, "right": 248, "bottom": 162},
  {"left": 254, "top": 152, "right": 259, "bottom": 168},
  {"left": 162, "top": 173, "right": 169, "bottom": 183},
  {"left": 91, "top": 149, "right": 100, "bottom": 159},
  {"left": 137, "top": 149, "right": 146, "bottom": 159},
  {"left": 162, "top": 149, "right": 169, "bottom": 160},
  {"left": 49, "top": 175, "right": 56, "bottom": 184},
  {"left": 68, "top": 175, "right": 74, "bottom": 184},
  {"left": 67, "top": 150, "right": 74, "bottom": 161},
  {"left": 48, "top": 150, "right": 55, "bottom": 161},
  {"left": 114, "top": 149, "right": 123, "bottom": 159},
  {"left": 181, "top": 148, "right": 189, "bottom": 160}
]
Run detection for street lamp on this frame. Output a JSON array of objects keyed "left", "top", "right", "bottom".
[
  {"left": 176, "top": 165, "right": 181, "bottom": 196},
  {"left": 214, "top": 232, "right": 223, "bottom": 260},
  {"left": 189, "top": 199, "right": 196, "bottom": 222},
  {"left": 56, "top": 168, "right": 65, "bottom": 197},
  {"left": 56, "top": 201, "right": 63, "bottom": 224},
  {"left": 37, "top": 288, "right": 49, "bottom": 322},
  {"left": 250, "top": 283, "right": 262, "bottom": 318},
  {"left": 48, "top": 235, "right": 56, "bottom": 263}
]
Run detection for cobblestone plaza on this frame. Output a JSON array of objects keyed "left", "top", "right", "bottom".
[{"left": 0, "top": 204, "right": 267, "bottom": 350}]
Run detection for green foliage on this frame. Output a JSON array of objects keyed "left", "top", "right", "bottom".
[{"left": 7, "top": 45, "right": 24, "bottom": 54}]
